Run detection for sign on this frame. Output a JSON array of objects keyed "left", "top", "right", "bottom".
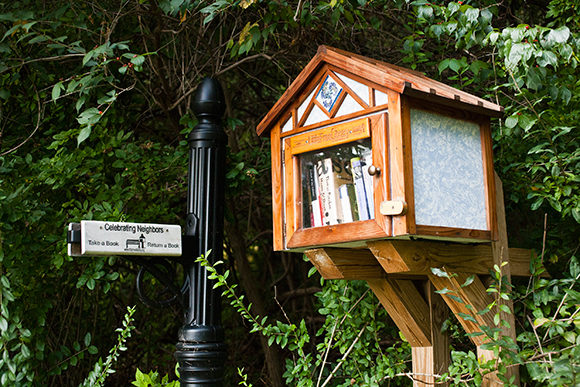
[
  {"left": 74, "top": 220, "right": 182, "bottom": 257},
  {"left": 289, "top": 117, "right": 370, "bottom": 155}
]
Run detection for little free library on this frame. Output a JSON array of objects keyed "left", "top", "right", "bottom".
[{"left": 257, "top": 46, "right": 541, "bottom": 387}]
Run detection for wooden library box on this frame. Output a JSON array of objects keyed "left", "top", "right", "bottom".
[{"left": 256, "top": 46, "right": 504, "bottom": 252}]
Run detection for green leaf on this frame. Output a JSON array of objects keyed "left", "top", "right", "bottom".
[
  {"left": 76, "top": 96, "right": 86, "bottom": 112},
  {"left": 544, "top": 26, "right": 570, "bottom": 46},
  {"left": 77, "top": 125, "right": 92, "bottom": 146},
  {"left": 465, "top": 7, "right": 479, "bottom": 23},
  {"left": 52, "top": 81, "right": 64, "bottom": 101},
  {"left": 28, "top": 35, "right": 48, "bottom": 44},
  {"left": 82, "top": 49, "right": 95, "bottom": 66},
  {"left": 506, "top": 43, "right": 528, "bottom": 70},
  {"left": 448, "top": 58, "right": 461, "bottom": 73},
  {"left": 457, "top": 312, "right": 477, "bottom": 323},
  {"left": 505, "top": 115, "right": 519, "bottom": 129},
  {"left": 131, "top": 55, "right": 145, "bottom": 66},
  {"left": 518, "top": 114, "right": 537, "bottom": 131},
  {"left": 0, "top": 317, "right": 7, "bottom": 331},
  {"left": 560, "top": 87, "right": 572, "bottom": 104},
  {"left": 531, "top": 197, "right": 544, "bottom": 211},
  {"left": 461, "top": 275, "right": 475, "bottom": 288},
  {"left": 86, "top": 278, "right": 95, "bottom": 290},
  {"left": 446, "top": 294, "right": 464, "bottom": 304},
  {"left": 572, "top": 209, "right": 580, "bottom": 223},
  {"left": 499, "top": 304, "right": 512, "bottom": 314},
  {"left": 430, "top": 267, "right": 450, "bottom": 278}
]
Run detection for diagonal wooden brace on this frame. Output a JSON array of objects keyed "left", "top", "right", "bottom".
[
  {"left": 428, "top": 272, "right": 494, "bottom": 347},
  {"left": 367, "top": 278, "right": 432, "bottom": 347}
]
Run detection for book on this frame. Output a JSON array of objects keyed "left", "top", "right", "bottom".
[
  {"left": 361, "top": 151, "right": 375, "bottom": 218},
  {"left": 302, "top": 163, "right": 314, "bottom": 227},
  {"left": 350, "top": 157, "right": 370, "bottom": 221},
  {"left": 347, "top": 183, "right": 360, "bottom": 221},
  {"left": 339, "top": 184, "right": 354, "bottom": 223},
  {"left": 316, "top": 158, "right": 353, "bottom": 226},
  {"left": 339, "top": 183, "right": 359, "bottom": 223},
  {"left": 310, "top": 165, "right": 323, "bottom": 227}
]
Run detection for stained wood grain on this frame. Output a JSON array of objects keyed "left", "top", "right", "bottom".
[
  {"left": 428, "top": 272, "right": 494, "bottom": 346},
  {"left": 367, "top": 278, "right": 433, "bottom": 347},
  {"left": 367, "top": 240, "right": 537, "bottom": 277},
  {"left": 387, "top": 89, "right": 410, "bottom": 236},
  {"left": 304, "top": 247, "right": 384, "bottom": 280},
  {"left": 478, "top": 174, "right": 520, "bottom": 386},
  {"left": 412, "top": 281, "right": 450, "bottom": 387},
  {"left": 271, "top": 124, "right": 284, "bottom": 251},
  {"left": 371, "top": 113, "right": 391, "bottom": 235},
  {"left": 256, "top": 45, "right": 503, "bottom": 137},
  {"left": 287, "top": 220, "right": 388, "bottom": 250},
  {"left": 414, "top": 226, "right": 491, "bottom": 241}
]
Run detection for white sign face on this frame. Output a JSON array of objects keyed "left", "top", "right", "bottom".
[{"left": 81, "top": 221, "right": 182, "bottom": 257}]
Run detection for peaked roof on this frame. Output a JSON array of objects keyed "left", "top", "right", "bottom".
[{"left": 256, "top": 46, "right": 503, "bottom": 136}]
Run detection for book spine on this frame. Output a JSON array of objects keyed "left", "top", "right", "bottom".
[
  {"left": 339, "top": 184, "right": 354, "bottom": 223},
  {"left": 317, "top": 159, "right": 335, "bottom": 226},
  {"left": 303, "top": 164, "right": 314, "bottom": 228},
  {"left": 347, "top": 183, "right": 359, "bottom": 221},
  {"left": 350, "top": 157, "right": 370, "bottom": 221},
  {"left": 361, "top": 152, "right": 375, "bottom": 218},
  {"left": 310, "top": 165, "right": 323, "bottom": 227},
  {"left": 317, "top": 158, "right": 353, "bottom": 225}
]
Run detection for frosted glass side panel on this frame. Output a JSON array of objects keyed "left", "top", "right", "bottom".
[{"left": 410, "top": 109, "right": 487, "bottom": 230}]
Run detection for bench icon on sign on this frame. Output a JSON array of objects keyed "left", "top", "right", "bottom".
[{"left": 126, "top": 234, "right": 146, "bottom": 249}]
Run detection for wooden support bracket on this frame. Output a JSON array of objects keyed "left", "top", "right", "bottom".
[
  {"left": 367, "top": 278, "right": 432, "bottom": 347},
  {"left": 428, "top": 272, "right": 494, "bottom": 347},
  {"left": 367, "top": 239, "right": 538, "bottom": 277},
  {"left": 304, "top": 247, "right": 384, "bottom": 279}
]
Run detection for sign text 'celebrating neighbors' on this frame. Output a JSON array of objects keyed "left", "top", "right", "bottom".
[{"left": 70, "top": 220, "right": 182, "bottom": 257}]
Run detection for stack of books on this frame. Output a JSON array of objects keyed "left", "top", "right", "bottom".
[{"left": 303, "top": 151, "right": 374, "bottom": 228}]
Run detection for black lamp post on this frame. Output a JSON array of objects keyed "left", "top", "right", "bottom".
[{"left": 174, "top": 77, "right": 228, "bottom": 386}]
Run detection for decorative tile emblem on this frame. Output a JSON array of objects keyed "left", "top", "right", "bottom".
[{"left": 315, "top": 75, "right": 342, "bottom": 112}]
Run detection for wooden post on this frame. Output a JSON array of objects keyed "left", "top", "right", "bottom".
[
  {"left": 412, "top": 281, "right": 450, "bottom": 387},
  {"left": 476, "top": 174, "right": 520, "bottom": 386}
]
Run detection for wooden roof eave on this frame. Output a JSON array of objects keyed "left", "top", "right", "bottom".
[
  {"left": 256, "top": 45, "right": 504, "bottom": 136},
  {"left": 256, "top": 49, "right": 407, "bottom": 137},
  {"left": 321, "top": 46, "right": 503, "bottom": 118},
  {"left": 256, "top": 52, "right": 326, "bottom": 136},
  {"left": 402, "top": 84, "right": 505, "bottom": 118}
]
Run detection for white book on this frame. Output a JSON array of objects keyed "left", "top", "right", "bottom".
[
  {"left": 339, "top": 184, "right": 354, "bottom": 223},
  {"left": 317, "top": 158, "right": 351, "bottom": 226}
]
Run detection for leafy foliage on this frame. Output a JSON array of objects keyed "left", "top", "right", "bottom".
[
  {"left": 199, "top": 255, "right": 409, "bottom": 387},
  {"left": 80, "top": 306, "right": 136, "bottom": 387}
]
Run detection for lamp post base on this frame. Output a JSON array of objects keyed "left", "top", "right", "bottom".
[{"left": 175, "top": 326, "right": 227, "bottom": 386}]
